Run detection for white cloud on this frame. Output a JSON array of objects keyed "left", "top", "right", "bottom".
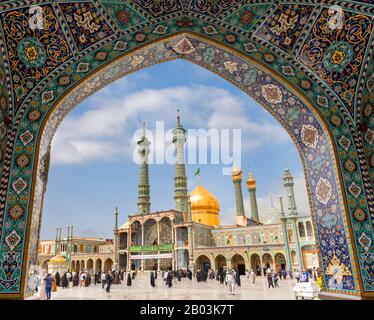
[
  {"left": 221, "top": 171, "right": 311, "bottom": 226},
  {"left": 51, "top": 85, "right": 290, "bottom": 165}
]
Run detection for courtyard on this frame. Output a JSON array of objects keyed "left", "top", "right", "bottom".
[{"left": 39, "top": 273, "right": 300, "bottom": 300}]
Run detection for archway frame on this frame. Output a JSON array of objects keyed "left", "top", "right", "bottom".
[{"left": 0, "top": 3, "right": 371, "bottom": 299}]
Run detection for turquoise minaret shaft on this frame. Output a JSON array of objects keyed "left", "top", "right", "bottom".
[
  {"left": 137, "top": 123, "right": 151, "bottom": 214},
  {"left": 231, "top": 166, "right": 246, "bottom": 226},
  {"left": 283, "top": 168, "right": 304, "bottom": 270},
  {"left": 279, "top": 196, "right": 292, "bottom": 271},
  {"left": 246, "top": 172, "right": 259, "bottom": 222},
  {"left": 172, "top": 110, "right": 188, "bottom": 212}
]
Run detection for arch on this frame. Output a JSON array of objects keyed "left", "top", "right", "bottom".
[
  {"left": 0, "top": 10, "right": 370, "bottom": 299},
  {"left": 130, "top": 221, "right": 142, "bottom": 246},
  {"left": 298, "top": 222, "right": 306, "bottom": 238},
  {"left": 73, "top": 245, "right": 78, "bottom": 253},
  {"left": 119, "top": 253, "right": 127, "bottom": 270},
  {"left": 195, "top": 255, "right": 211, "bottom": 272},
  {"left": 231, "top": 254, "right": 246, "bottom": 275},
  {"left": 119, "top": 232, "right": 128, "bottom": 250},
  {"left": 159, "top": 217, "right": 172, "bottom": 244},
  {"left": 250, "top": 254, "right": 261, "bottom": 275},
  {"left": 79, "top": 244, "right": 84, "bottom": 253},
  {"left": 104, "top": 258, "right": 113, "bottom": 272},
  {"left": 76, "top": 261, "right": 80, "bottom": 273},
  {"left": 71, "top": 260, "right": 75, "bottom": 272},
  {"left": 274, "top": 253, "right": 287, "bottom": 272},
  {"left": 87, "top": 259, "right": 94, "bottom": 271},
  {"left": 262, "top": 253, "right": 273, "bottom": 270},
  {"left": 291, "top": 251, "right": 298, "bottom": 267},
  {"left": 80, "top": 260, "right": 85, "bottom": 271},
  {"left": 95, "top": 258, "right": 102, "bottom": 272},
  {"left": 214, "top": 255, "right": 227, "bottom": 271},
  {"left": 143, "top": 219, "right": 158, "bottom": 246},
  {"left": 306, "top": 221, "right": 314, "bottom": 238}
]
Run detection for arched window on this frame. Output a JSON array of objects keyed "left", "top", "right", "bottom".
[
  {"left": 306, "top": 221, "right": 313, "bottom": 237},
  {"left": 298, "top": 222, "right": 306, "bottom": 238}
]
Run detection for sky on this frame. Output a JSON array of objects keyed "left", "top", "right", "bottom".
[{"left": 41, "top": 60, "right": 310, "bottom": 240}]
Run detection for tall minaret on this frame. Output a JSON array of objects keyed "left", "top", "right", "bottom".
[
  {"left": 283, "top": 168, "right": 297, "bottom": 217},
  {"left": 246, "top": 172, "right": 259, "bottom": 222},
  {"left": 113, "top": 207, "right": 119, "bottom": 270},
  {"left": 137, "top": 122, "right": 151, "bottom": 214},
  {"left": 283, "top": 168, "right": 304, "bottom": 270},
  {"left": 172, "top": 110, "right": 188, "bottom": 212},
  {"left": 231, "top": 165, "right": 246, "bottom": 226},
  {"left": 279, "top": 196, "right": 292, "bottom": 271}
]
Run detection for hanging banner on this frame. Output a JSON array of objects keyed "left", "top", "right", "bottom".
[{"left": 130, "top": 253, "right": 173, "bottom": 260}]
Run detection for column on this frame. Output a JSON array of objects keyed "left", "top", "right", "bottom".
[
  {"left": 291, "top": 218, "right": 304, "bottom": 270},
  {"left": 128, "top": 227, "right": 132, "bottom": 271},
  {"left": 157, "top": 220, "right": 160, "bottom": 271},
  {"left": 231, "top": 166, "right": 246, "bottom": 226},
  {"left": 246, "top": 172, "right": 259, "bottom": 222},
  {"left": 141, "top": 223, "right": 144, "bottom": 271},
  {"left": 279, "top": 196, "right": 292, "bottom": 271}
]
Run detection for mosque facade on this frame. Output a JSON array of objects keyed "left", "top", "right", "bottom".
[{"left": 114, "top": 113, "right": 318, "bottom": 275}]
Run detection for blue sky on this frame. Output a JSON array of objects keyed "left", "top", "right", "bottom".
[{"left": 41, "top": 60, "right": 310, "bottom": 240}]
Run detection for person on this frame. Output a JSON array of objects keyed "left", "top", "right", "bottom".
[
  {"left": 52, "top": 274, "right": 57, "bottom": 293},
  {"left": 105, "top": 272, "right": 112, "bottom": 293},
  {"left": 101, "top": 272, "right": 106, "bottom": 288},
  {"left": 235, "top": 270, "right": 241, "bottom": 287},
  {"left": 225, "top": 270, "right": 236, "bottom": 295},
  {"left": 44, "top": 274, "right": 53, "bottom": 300},
  {"left": 294, "top": 270, "right": 300, "bottom": 283},
  {"left": 267, "top": 271, "right": 274, "bottom": 288},
  {"left": 39, "top": 274, "right": 47, "bottom": 300},
  {"left": 73, "top": 272, "right": 79, "bottom": 287},
  {"left": 150, "top": 271, "right": 155, "bottom": 287},
  {"left": 166, "top": 270, "right": 173, "bottom": 288},
  {"left": 219, "top": 269, "right": 225, "bottom": 285},
  {"left": 273, "top": 272, "right": 279, "bottom": 287},
  {"left": 127, "top": 272, "right": 132, "bottom": 286},
  {"left": 250, "top": 269, "right": 256, "bottom": 284},
  {"left": 187, "top": 269, "right": 192, "bottom": 280},
  {"left": 61, "top": 272, "right": 69, "bottom": 289},
  {"left": 317, "top": 274, "right": 323, "bottom": 290},
  {"left": 79, "top": 272, "right": 86, "bottom": 287},
  {"left": 66, "top": 271, "right": 72, "bottom": 286},
  {"left": 282, "top": 269, "right": 287, "bottom": 280},
  {"left": 55, "top": 272, "right": 60, "bottom": 287}
]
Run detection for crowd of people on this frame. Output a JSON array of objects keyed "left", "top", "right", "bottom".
[{"left": 34, "top": 265, "right": 322, "bottom": 299}]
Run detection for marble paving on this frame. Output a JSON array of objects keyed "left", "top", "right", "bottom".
[{"left": 39, "top": 273, "right": 304, "bottom": 300}]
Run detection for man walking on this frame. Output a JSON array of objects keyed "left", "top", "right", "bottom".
[
  {"left": 225, "top": 270, "right": 237, "bottom": 296},
  {"left": 44, "top": 274, "right": 53, "bottom": 300}
]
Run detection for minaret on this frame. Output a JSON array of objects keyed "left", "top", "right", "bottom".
[
  {"left": 279, "top": 196, "right": 292, "bottom": 271},
  {"left": 231, "top": 165, "right": 246, "bottom": 226},
  {"left": 137, "top": 122, "right": 151, "bottom": 214},
  {"left": 172, "top": 110, "right": 188, "bottom": 212},
  {"left": 246, "top": 172, "right": 259, "bottom": 222},
  {"left": 113, "top": 207, "right": 119, "bottom": 270},
  {"left": 283, "top": 168, "right": 304, "bottom": 270}
]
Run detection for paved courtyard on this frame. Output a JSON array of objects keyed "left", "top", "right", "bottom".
[{"left": 39, "top": 273, "right": 301, "bottom": 300}]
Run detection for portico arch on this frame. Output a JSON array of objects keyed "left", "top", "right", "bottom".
[
  {"left": 195, "top": 255, "right": 211, "bottom": 272},
  {"left": 95, "top": 259, "right": 102, "bottom": 272},
  {"left": 0, "top": 2, "right": 371, "bottom": 300},
  {"left": 104, "top": 258, "right": 113, "bottom": 272},
  {"left": 214, "top": 255, "right": 227, "bottom": 271},
  {"left": 231, "top": 254, "right": 245, "bottom": 275}
]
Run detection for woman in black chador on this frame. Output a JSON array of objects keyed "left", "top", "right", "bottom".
[
  {"left": 55, "top": 272, "right": 61, "bottom": 287},
  {"left": 61, "top": 272, "right": 69, "bottom": 289},
  {"left": 187, "top": 269, "right": 192, "bottom": 280},
  {"left": 127, "top": 272, "right": 132, "bottom": 286},
  {"left": 219, "top": 269, "right": 225, "bottom": 285},
  {"left": 166, "top": 270, "right": 173, "bottom": 288},
  {"left": 235, "top": 271, "right": 241, "bottom": 287},
  {"left": 150, "top": 271, "right": 155, "bottom": 287}
]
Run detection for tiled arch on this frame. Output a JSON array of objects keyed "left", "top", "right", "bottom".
[{"left": 0, "top": 1, "right": 372, "bottom": 300}]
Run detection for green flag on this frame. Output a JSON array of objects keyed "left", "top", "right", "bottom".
[{"left": 194, "top": 168, "right": 200, "bottom": 176}]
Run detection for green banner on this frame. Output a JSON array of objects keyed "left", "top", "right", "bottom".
[{"left": 129, "top": 243, "right": 173, "bottom": 253}]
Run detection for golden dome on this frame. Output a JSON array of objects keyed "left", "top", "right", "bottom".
[
  {"left": 49, "top": 255, "right": 66, "bottom": 264},
  {"left": 190, "top": 184, "right": 220, "bottom": 227}
]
